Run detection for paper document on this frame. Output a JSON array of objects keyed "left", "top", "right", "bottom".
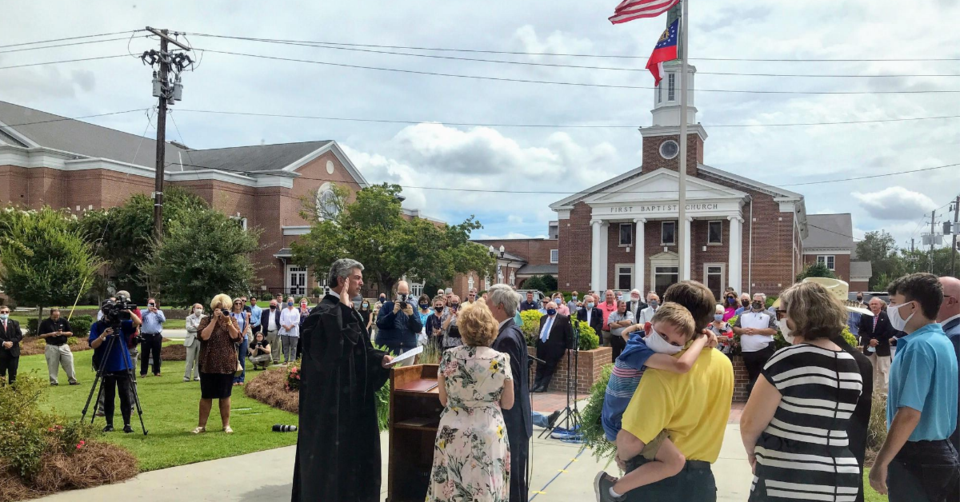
[{"left": 386, "top": 345, "right": 423, "bottom": 367}]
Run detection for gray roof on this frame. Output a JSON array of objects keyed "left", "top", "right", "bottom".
[
  {"left": 183, "top": 141, "right": 332, "bottom": 173},
  {"left": 803, "top": 213, "right": 854, "bottom": 250},
  {"left": 517, "top": 264, "right": 558, "bottom": 276},
  {"left": 850, "top": 261, "right": 873, "bottom": 279},
  {"left": 0, "top": 100, "right": 183, "bottom": 168}
]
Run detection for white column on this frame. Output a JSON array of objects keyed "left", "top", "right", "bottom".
[
  {"left": 591, "top": 220, "right": 602, "bottom": 290},
  {"left": 728, "top": 216, "right": 743, "bottom": 294},
  {"left": 600, "top": 222, "right": 610, "bottom": 291},
  {"left": 683, "top": 217, "right": 692, "bottom": 280},
  {"left": 634, "top": 218, "right": 646, "bottom": 292}
]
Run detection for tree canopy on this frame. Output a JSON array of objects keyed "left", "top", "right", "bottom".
[
  {"left": 855, "top": 230, "right": 958, "bottom": 290},
  {"left": 292, "top": 183, "right": 495, "bottom": 293},
  {"left": 795, "top": 262, "right": 837, "bottom": 282},
  {"left": 0, "top": 207, "right": 101, "bottom": 319}
]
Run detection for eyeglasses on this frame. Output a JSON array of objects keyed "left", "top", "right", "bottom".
[{"left": 775, "top": 308, "right": 787, "bottom": 320}]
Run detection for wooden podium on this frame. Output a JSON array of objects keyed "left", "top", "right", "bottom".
[{"left": 387, "top": 364, "right": 442, "bottom": 502}]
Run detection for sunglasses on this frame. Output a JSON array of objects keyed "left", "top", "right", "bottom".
[{"left": 775, "top": 308, "right": 787, "bottom": 320}]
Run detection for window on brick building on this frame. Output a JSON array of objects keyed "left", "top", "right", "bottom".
[
  {"left": 616, "top": 264, "right": 633, "bottom": 290},
  {"left": 654, "top": 266, "right": 679, "bottom": 299},
  {"left": 817, "top": 255, "right": 836, "bottom": 270},
  {"left": 619, "top": 223, "right": 632, "bottom": 246},
  {"left": 704, "top": 264, "right": 724, "bottom": 300},
  {"left": 707, "top": 220, "right": 722, "bottom": 245},
  {"left": 661, "top": 221, "right": 676, "bottom": 245},
  {"left": 550, "top": 249, "right": 559, "bottom": 264}
]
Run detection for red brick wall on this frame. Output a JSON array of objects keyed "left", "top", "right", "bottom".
[
  {"left": 557, "top": 202, "right": 594, "bottom": 290},
  {"left": 641, "top": 133, "right": 703, "bottom": 176},
  {"left": 606, "top": 221, "right": 636, "bottom": 290},
  {"left": 527, "top": 346, "right": 612, "bottom": 395},
  {"left": 732, "top": 355, "right": 749, "bottom": 402},
  {"left": 803, "top": 253, "right": 851, "bottom": 283},
  {"left": 472, "top": 238, "right": 557, "bottom": 265}
]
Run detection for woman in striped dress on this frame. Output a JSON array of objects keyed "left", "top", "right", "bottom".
[{"left": 740, "top": 281, "right": 864, "bottom": 501}]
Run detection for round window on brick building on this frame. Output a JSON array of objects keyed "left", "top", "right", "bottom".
[
  {"left": 315, "top": 183, "right": 340, "bottom": 221},
  {"left": 659, "top": 139, "right": 679, "bottom": 160}
]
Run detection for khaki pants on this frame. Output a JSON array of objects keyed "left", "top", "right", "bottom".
[
  {"left": 45, "top": 343, "right": 77, "bottom": 385},
  {"left": 266, "top": 330, "right": 281, "bottom": 363},
  {"left": 183, "top": 341, "right": 201, "bottom": 381},
  {"left": 869, "top": 353, "right": 891, "bottom": 397}
]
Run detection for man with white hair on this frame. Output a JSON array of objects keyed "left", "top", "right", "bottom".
[
  {"left": 488, "top": 284, "right": 532, "bottom": 502},
  {"left": 626, "top": 289, "right": 645, "bottom": 321},
  {"left": 294, "top": 258, "right": 394, "bottom": 502}
]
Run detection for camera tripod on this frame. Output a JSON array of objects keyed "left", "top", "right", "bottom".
[
  {"left": 80, "top": 329, "right": 148, "bottom": 435},
  {"left": 538, "top": 321, "right": 582, "bottom": 439}
]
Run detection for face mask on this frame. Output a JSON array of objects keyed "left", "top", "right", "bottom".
[
  {"left": 435, "top": 306, "right": 444, "bottom": 312},
  {"left": 887, "top": 302, "right": 915, "bottom": 332},
  {"left": 856, "top": 297, "right": 863, "bottom": 303},
  {"left": 778, "top": 318, "right": 795, "bottom": 344},
  {"left": 714, "top": 314, "right": 723, "bottom": 322},
  {"left": 362, "top": 303, "right": 369, "bottom": 308},
  {"left": 547, "top": 309, "right": 557, "bottom": 316},
  {"left": 645, "top": 327, "right": 683, "bottom": 355},
  {"left": 727, "top": 297, "right": 736, "bottom": 305},
  {"left": 752, "top": 301, "right": 763, "bottom": 310},
  {"left": 0, "top": 314, "right": 7, "bottom": 321},
  {"left": 419, "top": 303, "right": 429, "bottom": 309},
  {"left": 379, "top": 297, "right": 386, "bottom": 302},
  {"left": 741, "top": 299, "right": 750, "bottom": 308},
  {"left": 270, "top": 305, "right": 276, "bottom": 310},
  {"left": 194, "top": 309, "right": 202, "bottom": 315},
  {"left": 586, "top": 302, "right": 595, "bottom": 309},
  {"left": 287, "top": 302, "right": 294, "bottom": 307},
  {"left": 450, "top": 304, "right": 459, "bottom": 310},
  {"left": 649, "top": 300, "right": 659, "bottom": 309},
  {"left": 631, "top": 296, "right": 640, "bottom": 303},
  {"left": 572, "top": 295, "right": 578, "bottom": 300}
]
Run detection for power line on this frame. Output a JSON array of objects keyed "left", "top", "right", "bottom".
[
  {"left": 0, "top": 108, "right": 151, "bottom": 130},
  {"left": 199, "top": 48, "right": 960, "bottom": 95},
  {"left": 184, "top": 32, "right": 960, "bottom": 63},
  {"left": 188, "top": 33, "right": 960, "bottom": 78},
  {"left": 0, "top": 54, "right": 128, "bottom": 71},
  {"left": 176, "top": 108, "right": 960, "bottom": 129},
  {"left": 781, "top": 164, "right": 960, "bottom": 187},
  {"left": 0, "top": 35, "right": 148, "bottom": 55},
  {"left": 0, "top": 30, "right": 143, "bottom": 50}
]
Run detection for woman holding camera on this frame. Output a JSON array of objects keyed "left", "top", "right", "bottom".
[
  {"left": 441, "top": 294, "right": 463, "bottom": 349},
  {"left": 194, "top": 294, "right": 242, "bottom": 434}
]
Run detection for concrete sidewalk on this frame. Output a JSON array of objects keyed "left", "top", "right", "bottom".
[{"left": 37, "top": 423, "right": 754, "bottom": 502}]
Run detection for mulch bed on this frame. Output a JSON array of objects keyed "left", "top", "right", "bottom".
[
  {"left": 19, "top": 338, "right": 92, "bottom": 357},
  {"left": 245, "top": 367, "right": 298, "bottom": 414},
  {"left": 160, "top": 343, "right": 186, "bottom": 361},
  {"left": 0, "top": 441, "right": 138, "bottom": 502}
]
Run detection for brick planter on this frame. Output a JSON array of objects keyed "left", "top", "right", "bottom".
[
  {"left": 527, "top": 346, "right": 612, "bottom": 395},
  {"left": 732, "top": 354, "right": 749, "bottom": 402}
]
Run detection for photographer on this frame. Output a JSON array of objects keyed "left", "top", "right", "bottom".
[
  {"left": 139, "top": 298, "right": 166, "bottom": 377},
  {"left": 89, "top": 300, "right": 142, "bottom": 433},
  {"left": 39, "top": 308, "right": 78, "bottom": 386},
  {"left": 441, "top": 295, "right": 463, "bottom": 349},
  {"left": 194, "top": 294, "right": 243, "bottom": 434},
  {"left": 375, "top": 280, "right": 423, "bottom": 355}
]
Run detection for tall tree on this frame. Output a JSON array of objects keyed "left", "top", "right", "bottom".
[
  {"left": 855, "top": 231, "right": 902, "bottom": 290},
  {"left": 78, "top": 187, "right": 208, "bottom": 302},
  {"left": 292, "top": 183, "right": 495, "bottom": 293},
  {"left": 0, "top": 207, "right": 101, "bottom": 324},
  {"left": 795, "top": 262, "right": 837, "bottom": 282},
  {"left": 140, "top": 209, "right": 261, "bottom": 307}
]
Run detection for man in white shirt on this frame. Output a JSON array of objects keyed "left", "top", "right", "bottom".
[
  {"left": 732, "top": 295, "right": 778, "bottom": 394},
  {"left": 279, "top": 297, "right": 301, "bottom": 364},
  {"left": 265, "top": 299, "right": 282, "bottom": 364},
  {"left": 637, "top": 292, "right": 660, "bottom": 325}
]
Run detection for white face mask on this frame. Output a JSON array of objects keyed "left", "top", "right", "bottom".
[
  {"left": 645, "top": 327, "right": 684, "bottom": 355},
  {"left": 194, "top": 309, "right": 202, "bottom": 316},
  {"left": 778, "top": 318, "right": 795, "bottom": 344},
  {"left": 887, "top": 302, "right": 915, "bottom": 332}
]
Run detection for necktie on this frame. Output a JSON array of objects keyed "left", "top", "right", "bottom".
[
  {"left": 873, "top": 315, "right": 879, "bottom": 332},
  {"left": 540, "top": 317, "right": 554, "bottom": 342}
]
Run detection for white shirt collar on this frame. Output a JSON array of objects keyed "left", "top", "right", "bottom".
[
  {"left": 329, "top": 290, "right": 341, "bottom": 300},
  {"left": 499, "top": 318, "right": 510, "bottom": 329},
  {"left": 941, "top": 313, "right": 960, "bottom": 326}
]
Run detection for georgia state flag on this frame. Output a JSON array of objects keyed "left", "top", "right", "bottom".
[{"left": 646, "top": 18, "right": 679, "bottom": 86}]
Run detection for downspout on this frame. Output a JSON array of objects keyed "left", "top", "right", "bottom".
[
  {"left": 791, "top": 210, "right": 797, "bottom": 282},
  {"left": 747, "top": 195, "right": 754, "bottom": 294}
]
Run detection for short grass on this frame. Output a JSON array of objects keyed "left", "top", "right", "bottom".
[
  {"left": 9, "top": 315, "right": 186, "bottom": 331},
  {"left": 16, "top": 342, "right": 299, "bottom": 472},
  {"left": 863, "top": 468, "right": 887, "bottom": 502}
]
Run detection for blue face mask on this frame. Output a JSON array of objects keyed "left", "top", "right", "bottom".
[
  {"left": 586, "top": 302, "right": 595, "bottom": 309},
  {"left": 547, "top": 309, "right": 557, "bottom": 316},
  {"left": 572, "top": 295, "right": 578, "bottom": 300},
  {"left": 714, "top": 314, "right": 723, "bottom": 321},
  {"left": 287, "top": 301, "right": 294, "bottom": 307}
]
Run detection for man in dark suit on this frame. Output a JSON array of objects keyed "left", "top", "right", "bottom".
[
  {"left": 858, "top": 297, "right": 896, "bottom": 396},
  {"left": 577, "top": 294, "right": 604, "bottom": 338},
  {"left": 534, "top": 301, "right": 573, "bottom": 392},
  {"left": 488, "top": 284, "right": 531, "bottom": 502},
  {"left": 0, "top": 306, "right": 23, "bottom": 385}
]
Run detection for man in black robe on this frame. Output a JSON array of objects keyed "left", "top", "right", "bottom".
[
  {"left": 488, "top": 284, "right": 532, "bottom": 502},
  {"left": 293, "top": 258, "right": 393, "bottom": 502}
]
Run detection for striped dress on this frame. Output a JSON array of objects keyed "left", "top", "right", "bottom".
[{"left": 750, "top": 344, "right": 864, "bottom": 502}]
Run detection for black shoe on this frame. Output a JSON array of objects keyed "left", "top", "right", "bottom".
[
  {"left": 594, "top": 472, "right": 624, "bottom": 502},
  {"left": 547, "top": 410, "right": 562, "bottom": 429},
  {"left": 102, "top": 425, "right": 115, "bottom": 433},
  {"left": 50, "top": 382, "right": 59, "bottom": 386},
  {"left": 69, "top": 382, "right": 80, "bottom": 386},
  {"left": 123, "top": 425, "right": 134, "bottom": 434}
]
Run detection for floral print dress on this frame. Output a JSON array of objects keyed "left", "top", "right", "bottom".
[{"left": 427, "top": 346, "right": 513, "bottom": 502}]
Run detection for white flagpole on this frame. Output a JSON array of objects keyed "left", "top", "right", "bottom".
[{"left": 677, "top": 0, "right": 690, "bottom": 281}]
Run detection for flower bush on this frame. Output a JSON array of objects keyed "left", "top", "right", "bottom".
[
  {"left": 574, "top": 320, "right": 600, "bottom": 351},
  {"left": 285, "top": 361, "right": 302, "bottom": 391}
]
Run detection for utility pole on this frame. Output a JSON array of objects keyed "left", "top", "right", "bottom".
[
  {"left": 930, "top": 211, "right": 936, "bottom": 273},
  {"left": 952, "top": 196, "right": 959, "bottom": 277},
  {"left": 143, "top": 27, "right": 191, "bottom": 241}
]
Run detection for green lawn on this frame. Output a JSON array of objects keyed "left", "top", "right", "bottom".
[
  {"left": 863, "top": 468, "right": 888, "bottom": 502},
  {"left": 10, "top": 315, "right": 186, "bottom": 331},
  {"left": 16, "top": 342, "right": 299, "bottom": 472}
]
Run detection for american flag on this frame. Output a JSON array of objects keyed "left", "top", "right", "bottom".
[{"left": 609, "top": 0, "right": 680, "bottom": 24}]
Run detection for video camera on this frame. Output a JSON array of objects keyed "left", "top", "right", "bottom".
[{"left": 100, "top": 298, "right": 140, "bottom": 342}]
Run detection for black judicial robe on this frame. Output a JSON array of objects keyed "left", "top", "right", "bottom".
[
  {"left": 831, "top": 334, "right": 873, "bottom": 502},
  {"left": 492, "top": 318, "right": 533, "bottom": 502},
  {"left": 292, "top": 294, "right": 390, "bottom": 502}
]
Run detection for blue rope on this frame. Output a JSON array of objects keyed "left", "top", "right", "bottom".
[{"left": 528, "top": 446, "right": 586, "bottom": 501}]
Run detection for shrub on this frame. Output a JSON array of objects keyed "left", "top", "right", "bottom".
[
  {"left": 519, "top": 310, "right": 543, "bottom": 347},
  {"left": 574, "top": 320, "right": 600, "bottom": 351},
  {"left": 373, "top": 343, "right": 391, "bottom": 432},
  {"left": 68, "top": 315, "right": 93, "bottom": 339},
  {"left": 581, "top": 364, "right": 616, "bottom": 462},
  {"left": 867, "top": 395, "right": 887, "bottom": 459},
  {"left": 27, "top": 318, "right": 39, "bottom": 337}
]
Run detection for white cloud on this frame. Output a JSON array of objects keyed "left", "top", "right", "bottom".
[{"left": 852, "top": 186, "right": 938, "bottom": 220}]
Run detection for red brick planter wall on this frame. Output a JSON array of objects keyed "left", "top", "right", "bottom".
[
  {"left": 527, "top": 346, "right": 613, "bottom": 395},
  {"left": 732, "top": 355, "right": 749, "bottom": 402}
]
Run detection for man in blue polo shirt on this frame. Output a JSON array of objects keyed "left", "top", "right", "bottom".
[
  {"left": 869, "top": 273, "right": 959, "bottom": 502},
  {"left": 89, "top": 301, "right": 142, "bottom": 433}
]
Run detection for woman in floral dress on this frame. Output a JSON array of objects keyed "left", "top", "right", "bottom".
[{"left": 427, "top": 302, "right": 515, "bottom": 502}]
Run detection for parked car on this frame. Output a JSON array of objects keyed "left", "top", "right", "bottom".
[{"left": 848, "top": 291, "right": 889, "bottom": 304}]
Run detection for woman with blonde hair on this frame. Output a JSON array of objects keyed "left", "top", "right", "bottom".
[
  {"left": 426, "top": 302, "right": 514, "bottom": 502},
  {"left": 193, "top": 294, "right": 243, "bottom": 434},
  {"left": 740, "top": 281, "right": 863, "bottom": 501}
]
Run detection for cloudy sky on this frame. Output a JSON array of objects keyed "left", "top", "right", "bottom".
[{"left": 2, "top": 0, "right": 959, "bottom": 249}]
